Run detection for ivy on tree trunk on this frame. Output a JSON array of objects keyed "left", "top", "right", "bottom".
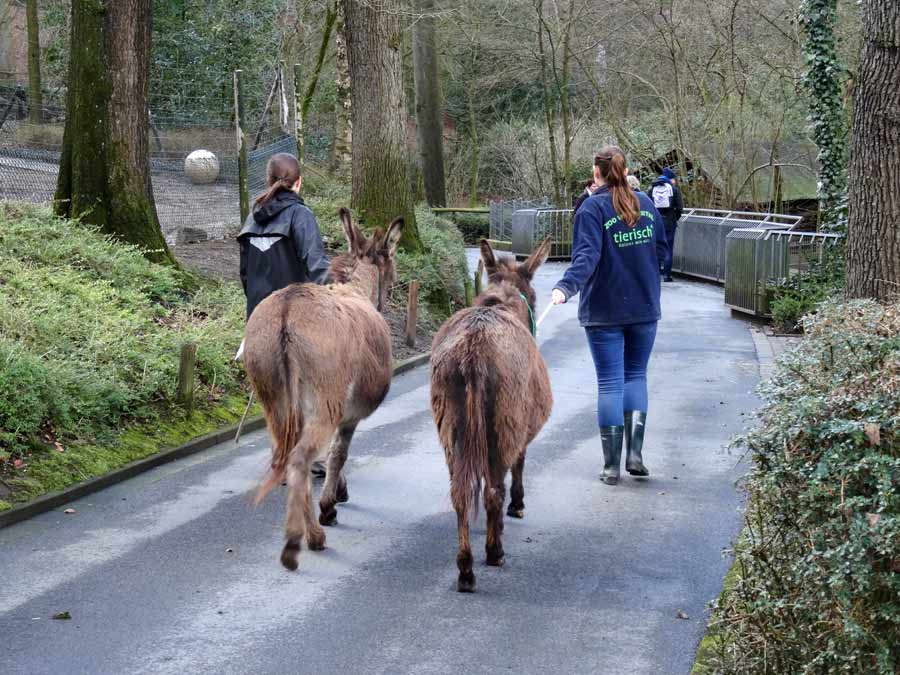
[
  {"left": 800, "top": 0, "right": 848, "bottom": 230},
  {"left": 54, "top": 0, "right": 173, "bottom": 264}
]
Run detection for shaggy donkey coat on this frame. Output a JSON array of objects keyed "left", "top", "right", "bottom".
[
  {"left": 243, "top": 208, "right": 402, "bottom": 570},
  {"left": 430, "top": 238, "right": 553, "bottom": 592}
]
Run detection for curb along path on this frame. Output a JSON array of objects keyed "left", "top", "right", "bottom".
[{"left": 0, "top": 352, "right": 431, "bottom": 530}]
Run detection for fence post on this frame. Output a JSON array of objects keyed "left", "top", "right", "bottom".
[
  {"left": 406, "top": 281, "right": 419, "bottom": 348},
  {"left": 293, "top": 63, "right": 304, "bottom": 168},
  {"left": 176, "top": 343, "right": 197, "bottom": 409},
  {"left": 474, "top": 259, "right": 484, "bottom": 296},
  {"left": 233, "top": 69, "right": 249, "bottom": 224},
  {"left": 464, "top": 279, "right": 474, "bottom": 306}
]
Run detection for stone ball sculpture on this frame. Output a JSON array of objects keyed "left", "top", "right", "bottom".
[{"left": 184, "top": 149, "right": 220, "bottom": 185}]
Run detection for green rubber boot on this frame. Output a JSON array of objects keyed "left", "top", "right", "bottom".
[
  {"left": 600, "top": 426, "right": 624, "bottom": 485},
  {"left": 625, "top": 411, "right": 650, "bottom": 477}
]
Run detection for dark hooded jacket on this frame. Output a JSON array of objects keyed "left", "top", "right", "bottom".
[
  {"left": 648, "top": 176, "right": 684, "bottom": 231},
  {"left": 238, "top": 191, "right": 331, "bottom": 318}
]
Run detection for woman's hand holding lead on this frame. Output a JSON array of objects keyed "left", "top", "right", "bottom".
[{"left": 551, "top": 289, "right": 567, "bottom": 305}]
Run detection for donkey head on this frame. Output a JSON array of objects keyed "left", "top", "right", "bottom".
[
  {"left": 331, "top": 208, "right": 404, "bottom": 311},
  {"left": 478, "top": 237, "right": 552, "bottom": 329}
]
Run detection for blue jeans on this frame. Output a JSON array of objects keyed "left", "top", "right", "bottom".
[
  {"left": 585, "top": 321, "right": 658, "bottom": 426},
  {"left": 663, "top": 224, "right": 677, "bottom": 277}
]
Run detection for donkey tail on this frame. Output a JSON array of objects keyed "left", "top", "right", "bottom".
[
  {"left": 450, "top": 363, "right": 493, "bottom": 521},
  {"left": 250, "top": 319, "right": 303, "bottom": 504}
]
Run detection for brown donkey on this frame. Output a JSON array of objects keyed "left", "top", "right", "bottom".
[
  {"left": 430, "top": 238, "right": 553, "bottom": 592},
  {"left": 243, "top": 208, "right": 402, "bottom": 570}
]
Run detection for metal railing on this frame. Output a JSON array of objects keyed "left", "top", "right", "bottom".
[
  {"left": 511, "top": 208, "right": 574, "bottom": 259},
  {"left": 489, "top": 198, "right": 551, "bottom": 243},
  {"left": 724, "top": 228, "right": 842, "bottom": 316},
  {"left": 671, "top": 208, "right": 802, "bottom": 283}
]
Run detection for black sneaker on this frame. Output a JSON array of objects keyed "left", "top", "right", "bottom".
[{"left": 664, "top": 276, "right": 674, "bottom": 282}]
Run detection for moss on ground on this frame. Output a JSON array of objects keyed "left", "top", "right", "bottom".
[{"left": 3, "top": 395, "right": 259, "bottom": 510}]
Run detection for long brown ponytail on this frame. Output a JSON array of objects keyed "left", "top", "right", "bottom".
[
  {"left": 595, "top": 145, "right": 640, "bottom": 226},
  {"left": 254, "top": 153, "right": 301, "bottom": 207}
]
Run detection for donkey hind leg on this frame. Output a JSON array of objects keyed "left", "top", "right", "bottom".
[
  {"left": 507, "top": 449, "right": 527, "bottom": 519},
  {"left": 456, "top": 506, "right": 476, "bottom": 593},
  {"left": 281, "top": 445, "right": 317, "bottom": 570},
  {"left": 485, "top": 481, "right": 507, "bottom": 567},
  {"left": 319, "top": 422, "right": 357, "bottom": 526}
]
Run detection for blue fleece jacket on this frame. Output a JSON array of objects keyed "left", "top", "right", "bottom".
[{"left": 554, "top": 186, "right": 668, "bottom": 327}]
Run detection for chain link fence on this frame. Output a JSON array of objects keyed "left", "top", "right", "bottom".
[{"left": 0, "top": 66, "right": 326, "bottom": 246}]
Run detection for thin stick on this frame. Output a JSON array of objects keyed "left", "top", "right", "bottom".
[
  {"left": 235, "top": 390, "right": 255, "bottom": 445},
  {"left": 535, "top": 303, "right": 555, "bottom": 329}
]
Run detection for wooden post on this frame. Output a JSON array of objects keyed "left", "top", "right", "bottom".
[
  {"left": 406, "top": 281, "right": 419, "bottom": 348},
  {"left": 176, "top": 343, "right": 197, "bottom": 409},
  {"left": 293, "top": 63, "right": 304, "bottom": 168},
  {"left": 474, "top": 259, "right": 484, "bottom": 296},
  {"left": 233, "top": 70, "right": 249, "bottom": 224},
  {"left": 464, "top": 279, "right": 474, "bottom": 306}
]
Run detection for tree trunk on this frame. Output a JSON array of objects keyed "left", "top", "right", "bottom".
[
  {"left": 331, "top": 1, "right": 352, "bottom": 174},
  {"left": 54, "top": 0, "right": 172, "bottom": 264},
  {"left": 536, "top": 2, "right": 561, "bottom": 206},
  {"left": 412, "top": 0, "right": 446, "bottom": 207},
  {"left": 846, "top": 0, "right": 900, "bottom": 301},
  {"left": 343, "top": 0, "right": 421, "bottom": 252},
  {"left": 25, "top": 0, "right": 42, "bottom": 125},
  {"left": 466, "top": 80, "right": 479, "bottom": 208},
  {"left": 298, "top": 2, "right": 337, "bottom": 167}
]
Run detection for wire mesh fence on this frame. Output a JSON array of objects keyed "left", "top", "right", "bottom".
[{"left": 0, "top": 65, "right": 325, "bottom": 246}]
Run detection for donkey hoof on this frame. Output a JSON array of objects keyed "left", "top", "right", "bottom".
[
  {"left": 457, "top": 574, "right": 476, "bottom": 593},
  {"left": 486, "top": 553, "right": 505, "bottom": 567},
  {"left": 507, "top": 506, "right": 525, "bottom": 519},
  {"left": 336, "top": 483, "right": 349, "bottom": 503},
  {"left": 319, "top": 507, "right": 338, "bottom": 527},
  {"left": 280, "top": 538, "right": 301, "bottom": 571},
  {"left": 306, "top": 529, "right": 327, "bottom": 551}
]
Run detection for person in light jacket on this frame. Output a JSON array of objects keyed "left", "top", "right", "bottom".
[
  {"left": 551, "top": 146, "right": 667, "bottom": 485},
  {"left": 238, "top": 152, "right": 331, "bottom": 319}
]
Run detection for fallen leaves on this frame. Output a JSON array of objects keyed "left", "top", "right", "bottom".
[
  {"left": 676, "top": 610, "right": 690, "bottom": 620},
  {"left": 63, "top": 508, "right": 75, "bottom": 515},
  {"left": 51, "top": 611, "right": 71, "bottom": 620}
]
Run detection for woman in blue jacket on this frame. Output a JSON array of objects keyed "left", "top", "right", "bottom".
[{"left": 551, "top": 146, "right": 667, "bottom": 485}]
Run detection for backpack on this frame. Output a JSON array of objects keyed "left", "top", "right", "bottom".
[{"left": 651, "top": 182, "right": 674, "bottom": 209}]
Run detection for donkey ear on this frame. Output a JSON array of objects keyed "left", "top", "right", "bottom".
[
  {"left": 382, "top": 217, "right": 404, "bottom": 256},
  {"left": 339, "top": 207, "right": 361, "bottom": 254},
  {"left": 520, "top": 236, "right": 552, "bottom": 278},
  {"left": 479, "top": 239, "right": 497, "bottom": 273}
]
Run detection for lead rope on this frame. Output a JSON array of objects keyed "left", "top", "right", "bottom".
[{"left": 519, "top": 293, "right": 537, "bottom": 338}]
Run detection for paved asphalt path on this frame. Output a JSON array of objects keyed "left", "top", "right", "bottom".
[{"left": 1, "top": 251, "right": 760, "bottom": 675}]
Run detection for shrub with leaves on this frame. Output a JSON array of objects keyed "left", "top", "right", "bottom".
[{"left": 709, "top": 299, "right": 900, "bottom": 673}]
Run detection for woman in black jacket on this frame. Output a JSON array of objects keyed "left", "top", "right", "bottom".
[{"left": 238, "top": 153, "right": 331, "bottom": 318}]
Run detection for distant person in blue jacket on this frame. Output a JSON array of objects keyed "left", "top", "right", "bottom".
[
  {"left": 551, "top": 146, "right": 667, "bottom": 485},
  {"left": 649, "top": 167, "right": 683, "bottom": 282}
]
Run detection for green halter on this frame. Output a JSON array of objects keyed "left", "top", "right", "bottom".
[{"left": 520, "top": 293, "right": 536, "bottom": 338}]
